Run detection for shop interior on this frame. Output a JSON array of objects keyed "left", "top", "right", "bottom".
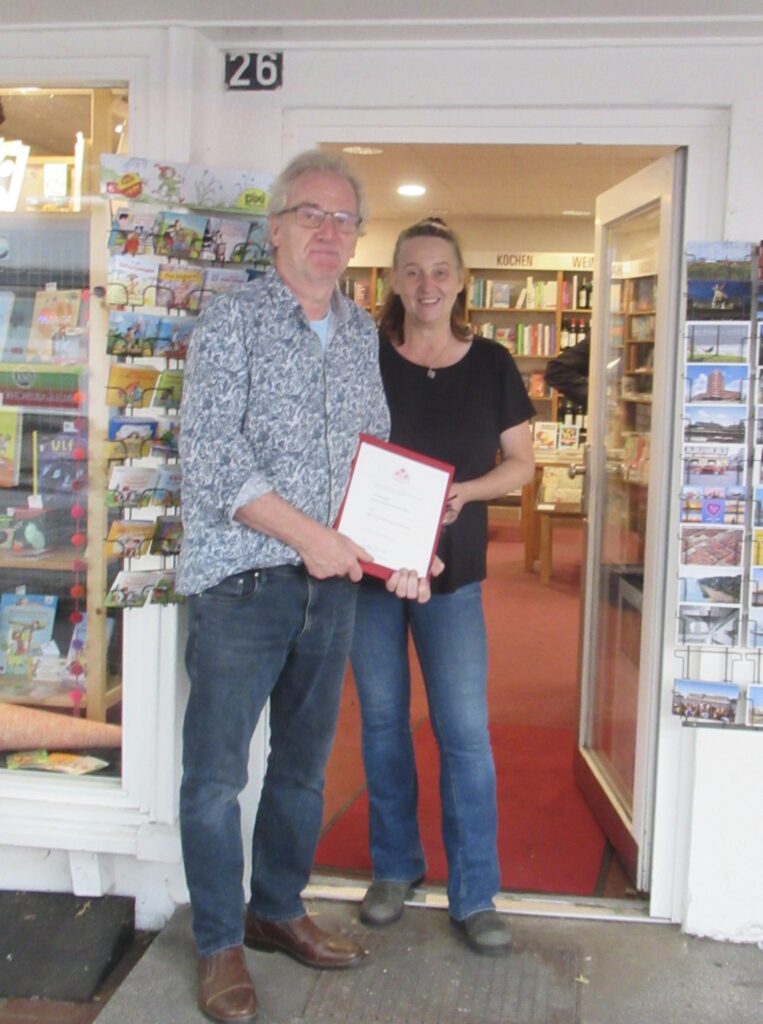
[{"left": 312, "top": 139, "right": 672, "bottom": 904}]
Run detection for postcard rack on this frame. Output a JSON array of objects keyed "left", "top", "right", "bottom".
[
  {"left": 672, "top": 241, "right": 763, "bottom": 730},
  {"left": 99, "top": 154, "right": 273, "bottom": 610}
]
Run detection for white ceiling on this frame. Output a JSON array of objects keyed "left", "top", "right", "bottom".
[{"left": 319, "top": 142, "right": 673, "bottom": 221}]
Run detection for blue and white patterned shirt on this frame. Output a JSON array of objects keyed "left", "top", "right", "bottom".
[{"left": 177, "top": 267, "right": 390, "bottom": 595}]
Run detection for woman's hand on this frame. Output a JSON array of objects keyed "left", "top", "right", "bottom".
[
  {"left": 443, "top": 483, "right": 467, "bottom": 525},
  {"left": 385, "top": 555, "right": 445, "bottom": 603}
]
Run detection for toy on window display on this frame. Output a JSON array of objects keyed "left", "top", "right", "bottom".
[{"left": 0, "top": 702, "right": 122, "bottom": 752}]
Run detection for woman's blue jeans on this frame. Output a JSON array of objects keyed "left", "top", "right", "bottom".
[
  {"left": 350, "top": 580, "right": 500, "bottom": 921},
  {"left": 180, "top": 566, "right": 357, "bottom": 957}
]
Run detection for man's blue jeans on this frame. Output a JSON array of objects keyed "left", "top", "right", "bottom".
[
  {"left": 180, "top": 566, "right": 357, "bottom": 956},
  {"left": 350, "top": 580, "right": 500, "bottom": 921}
]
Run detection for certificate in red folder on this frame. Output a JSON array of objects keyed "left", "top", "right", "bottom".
[{"left": 335, "top": 433, "right": 454, "bottom": 580}]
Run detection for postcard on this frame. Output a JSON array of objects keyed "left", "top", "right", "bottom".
[{"left": 671, "top": 677, "right": 740, "bottom": 723}]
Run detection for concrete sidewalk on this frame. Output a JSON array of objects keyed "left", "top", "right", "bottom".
[{"left": 93, "top": 895, "right": 763, "bottom": 1024}]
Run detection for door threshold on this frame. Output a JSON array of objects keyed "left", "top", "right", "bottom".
[{"left": 306, "top": 873, "right": 656, "bottom": 924}]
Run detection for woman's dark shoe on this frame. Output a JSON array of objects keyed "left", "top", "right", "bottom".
[
  {"left": 360, "top": 878, "right": 423, "bottom": 927},
  {"left": 450, "top": 910, "right": 512, "bottom": 955}
]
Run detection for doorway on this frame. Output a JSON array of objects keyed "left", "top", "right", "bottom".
[{"left": 311, "top": 140, "right": 678, "bottom": 904}]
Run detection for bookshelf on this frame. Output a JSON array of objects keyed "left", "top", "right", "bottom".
[
  {"left": 612, "top": 266, "right": 657, "bottom": 488},
  {"left": 464, "top": 253, "right": 594, "bottom": 420}
]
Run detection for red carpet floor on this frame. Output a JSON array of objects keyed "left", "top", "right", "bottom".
[
  {"left": 315, "top": 718, "right": 605, "bottom": 896},
  {"left": 315, "top": 520, "right": 608, "bottom": 896}
]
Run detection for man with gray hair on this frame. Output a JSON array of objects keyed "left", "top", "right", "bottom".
[{"left": 178, "top": 150, "right": 433, "bottom": 1023}]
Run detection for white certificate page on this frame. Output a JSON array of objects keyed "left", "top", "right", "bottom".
[{"left": 336, "top": 436, "right": 453, "bottom": 578}]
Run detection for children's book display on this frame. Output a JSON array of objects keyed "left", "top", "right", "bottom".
[
  {"left": 673, "top": 240, "right": 763, "bottom": 729},
  {"left": 99, "top": 155, "right": 274, "bottom": 612}
]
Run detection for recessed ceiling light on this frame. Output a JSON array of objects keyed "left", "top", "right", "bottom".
[
  {"left": 562, "top": 209, "right": 592, "bottom": 217},
  {"left": 398, "top": 184, "right": 426, "bottom": 197},
  {"left": 342, "top": 145, "right": 383, "bottom": 156}
]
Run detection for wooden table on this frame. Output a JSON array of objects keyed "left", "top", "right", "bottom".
[{"left": 521, "top": 452, "right": 582, "bottom": 573}]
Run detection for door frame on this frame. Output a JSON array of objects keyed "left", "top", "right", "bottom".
[
  {"left": 286, "top": 105, "right": 725, "bottom": 921},
  {"left": 575, "top": 151, "right": 688, "bottom": 889}
]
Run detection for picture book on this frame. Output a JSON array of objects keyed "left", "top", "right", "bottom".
[
  {"left": 0, "top": 291, "right": 14, "bottom": 353},
  {"left": 0, "top": 365, "right": 81, "bottom": 411},
  {"left": 108, "top": 208, "right": 158, "bottom": 255},
  {"left": 216, "top": 216, "right": 255, "bottom": 263},
  {"left": 106, "top": 570, "right": 158, "bottom": 608},
  {"left": 491, "top": 281, "right": 512, "bottom": 309},
  {"left": 0, "top": 409, "right": 22, "bottom": 488},
  {"left": 156, "top": 264, "right": 204, "bottom": 312},
  {"left": 151, "top": 368, "right": 184, "bottom": 408},
  {"left": 150, "top": 516, "right": 183, "bottom": 555},
  {"left": 150, "top": 570, "right": 181, "bottom": 605},
  {"left": 105, "top": 519, "right": 156, "bottom": 559},
  {"left": 106, "top": 363, "right": 160, "bottom": 408},
  {"left": 6, "top": 751, "right": 110, "bottom": 775},
  {"left": 33, "top": 429, "right": 88, "bottom": 497},
  {"left": 0, "top": 592, "right": 58, "bottom": 676},
  {"left": 151, "top": 416, "right": 180, "bottom": 456},
  {"left": 106, "top": 464, "right": 160, "bottom": 508},
  {"left": 107, "top": 310, "right": 163, "bottom": 356},
  {"left": 106, "top": 415, "right": 158, "bottom": 459},
  {"left": 153, "top": 316, "right": 194, "bottom": 360},
  {"left": 201, "top": 267, "right": 249, "bottom": 303},
  {"left": 240, "top": 218, "right": 270, "bottom": 264},
  {"left": 533, "top": 421, "right": 559, "bottom": 450},
  {"left": 107, "top": 254, "right": 163, "bottom": 307},
  {"left": 558, "top": 424, "right": 581, "bottom": 450},
  {"left": 151, "top": 465, "right": 182, "bottom": 508},
  {"left": 528, "top": 371, "right": 547, "bottom": 399},
  {"left": 154, "top": 210, "right": 208, "bottom": 259},
  {"left": 27, "top": 288, "right": 82, "bottom": 361}
]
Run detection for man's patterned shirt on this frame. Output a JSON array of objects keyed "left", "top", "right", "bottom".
[{"left": 177, "top": 267, "right": 390, "bottom": 595}]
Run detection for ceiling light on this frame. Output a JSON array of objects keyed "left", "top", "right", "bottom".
[
  {"left": 562, "top": 209, "right": 592, "bottom": 217},
  {"left": 114, "top": 123, "right": 125, "bottom": 134},
  {"left": 398, "top": 184, "right": 426, "bottom": 197},
  {"left": 342, "top": 145, "right": 383, "bottom": 156}
]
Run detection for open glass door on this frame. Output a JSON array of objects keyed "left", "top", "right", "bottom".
[{"left": 575, "top": 152, "right": 686, "bottom": 890}]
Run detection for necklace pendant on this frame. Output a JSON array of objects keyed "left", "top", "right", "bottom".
[{"left": 426, "top": 368, "right": 436, "bottom": 379}]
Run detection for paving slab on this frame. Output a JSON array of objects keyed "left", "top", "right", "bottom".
[{"left": 94, "top": 899, "right": 763, "bottom": 1024}]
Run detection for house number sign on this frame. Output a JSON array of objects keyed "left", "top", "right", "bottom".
[{"left": 224, "top": 52, "right": 284, "bottom": 91}]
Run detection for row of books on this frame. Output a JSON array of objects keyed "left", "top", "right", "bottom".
[
  {"left": 107, "top": 257, "right": 259, "bottom": 312},
  {"left": 105, "top": 515, "right": 182, "bottom": 560},
  {"left": 107, "top": 463, "right": 181, "bottom": 509},
  {"left": 106, "top": 364, "right": 184, "bottom": 410},
  {"left": 109, "top": 207, "right": 269, "bottom": 265},
  {"left": 468, "top": 276, "right": 557, "bottom": 311},
  {"left": 479, "top": 321, "right": 557, "bottom": 356}
]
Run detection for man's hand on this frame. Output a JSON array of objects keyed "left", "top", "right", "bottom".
[
  {"left": 385, "top": 555, "right": 444, "bottom": 603},
  {"left": 298, "top": 528, "right": 373, "bottom": 583}
]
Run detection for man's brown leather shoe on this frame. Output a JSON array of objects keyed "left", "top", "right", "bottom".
[
  {"left": 244, "top": 912, "right": 365, "bottom": 969},
  {"left": 197, "top": 945, "right": 258, "bottom": 1023}
]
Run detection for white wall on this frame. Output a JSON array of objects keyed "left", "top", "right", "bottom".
[
  {"left": 684, "top": 729, "right": 763, "bottom": 943},
  {"left": 0, "top": 20, "right": 762, "bottom": 939}
]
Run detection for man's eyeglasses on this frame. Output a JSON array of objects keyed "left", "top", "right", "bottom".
[{"left": 278, "top": 203, "right": 362, "bottom": 235}]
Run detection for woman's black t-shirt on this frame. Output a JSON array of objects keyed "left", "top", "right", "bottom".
[{"left": 378, "top": 334, "right": 535, "bottom": 594}]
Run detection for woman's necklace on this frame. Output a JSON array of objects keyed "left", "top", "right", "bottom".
[{"left": 424, "top": 337, "right": 451, "bottom": 379}]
